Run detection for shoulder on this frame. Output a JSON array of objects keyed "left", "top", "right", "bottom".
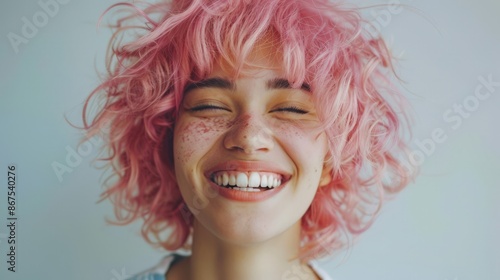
[
  {"left": 308, "top": 260, "right": 334, "bottom": 280},
  {"left": 126, "top": 253, "right": 188, "bottom": 280}
]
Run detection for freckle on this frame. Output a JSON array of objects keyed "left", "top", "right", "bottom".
[{"left": 195, "top": 122, "right": 211, "bottom": 133}]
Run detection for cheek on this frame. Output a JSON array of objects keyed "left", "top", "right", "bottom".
[
  {"left": 173, "top": 117, "right": 232, "bottom": 165},
  {"left": 272, "top": 121, "right": 327, "bottom": 162},
  {"left": 272, "top": 121, "right": 328, "bottom": 189}
]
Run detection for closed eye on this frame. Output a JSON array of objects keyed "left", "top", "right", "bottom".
[
  {"left": 272, "top": 106, "right": 309, "bottom": 114},
  {"left": 188, "top": 104, "right": 230, "bottom": 112}
]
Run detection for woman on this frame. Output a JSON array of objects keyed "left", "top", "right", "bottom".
[{"left": 82, "top": 0, "right": 415, "bottom": 279}]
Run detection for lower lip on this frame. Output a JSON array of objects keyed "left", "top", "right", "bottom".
[{"left": 207, "top": 179, "right": 287, "bottom": 202}]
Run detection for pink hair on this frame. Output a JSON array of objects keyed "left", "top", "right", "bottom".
[{"left": 82, "top": 0, "right": 416, "bottom": 262}]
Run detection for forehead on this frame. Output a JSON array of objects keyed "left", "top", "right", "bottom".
[
  {"left": 213, "top": 34, "right": 284, "bottom": 79},
  {"left": 186, "top": 37, "right": 311, "bottom": 94},
  {"left": 183, "top": 32, "right": 313, "bottom": 97}
]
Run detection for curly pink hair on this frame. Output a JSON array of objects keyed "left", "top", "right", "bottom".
[{"left": 82, "top": 0, "right": 416, "bottom": 262}]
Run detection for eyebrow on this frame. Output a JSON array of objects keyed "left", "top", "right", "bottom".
[
  {"left": 184, "top": 78, "right": 235, "bottom": 93},
  {"left": 183, "top": 77, "right": 311, "bottom": 94},
  {"left": 267, "top": 78, "right": 311, "bottom": 92}
]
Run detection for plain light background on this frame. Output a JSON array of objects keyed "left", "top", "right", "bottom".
[{"left": 0, "top": 0, "right": 499, "bottom": 279}]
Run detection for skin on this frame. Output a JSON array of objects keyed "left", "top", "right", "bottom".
[{"left": 170, "top": 44, "right": 332, "bottom": 280}]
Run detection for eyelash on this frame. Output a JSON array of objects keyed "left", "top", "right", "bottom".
[
  {"left": 189, "top": 105, "right": 308, "bottom": 115},
  {"left": 272, "top": 106, "right": 309, "bottom": 114},
  {"left": 189, "top": 104, "right": 228, "bottom": 112}
]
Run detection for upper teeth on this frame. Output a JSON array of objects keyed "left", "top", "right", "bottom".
[{"left": 212, "top": 172, "right": 282, "bottom": 188}]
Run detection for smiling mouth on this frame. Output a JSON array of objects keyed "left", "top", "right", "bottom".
[{"left": 210, "top": 171, "right": 284, "bottom": 192}]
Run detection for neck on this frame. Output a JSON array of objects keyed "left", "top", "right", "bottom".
[{"left": 180, "top": 219, "right": 318, "bottom": 280}]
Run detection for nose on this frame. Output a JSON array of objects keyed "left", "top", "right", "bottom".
[{"left": 223, "top": 114, "right": 274, "bottom": 154}]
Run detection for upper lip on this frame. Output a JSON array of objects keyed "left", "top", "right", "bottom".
[{"left": 204, "top": 160, "right": 292, "bottom": 181}]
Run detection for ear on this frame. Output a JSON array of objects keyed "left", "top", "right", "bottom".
[{"left": 318, "top": 163, "right": 332, "bottom": 187}]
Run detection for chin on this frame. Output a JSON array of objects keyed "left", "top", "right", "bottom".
[{"left": 202, "top": 212, "right": 297, "bottom": 245}]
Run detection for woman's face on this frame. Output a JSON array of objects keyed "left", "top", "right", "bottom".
[{"left": 173, "top": 51, "right": 331, "bottom": 245}]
